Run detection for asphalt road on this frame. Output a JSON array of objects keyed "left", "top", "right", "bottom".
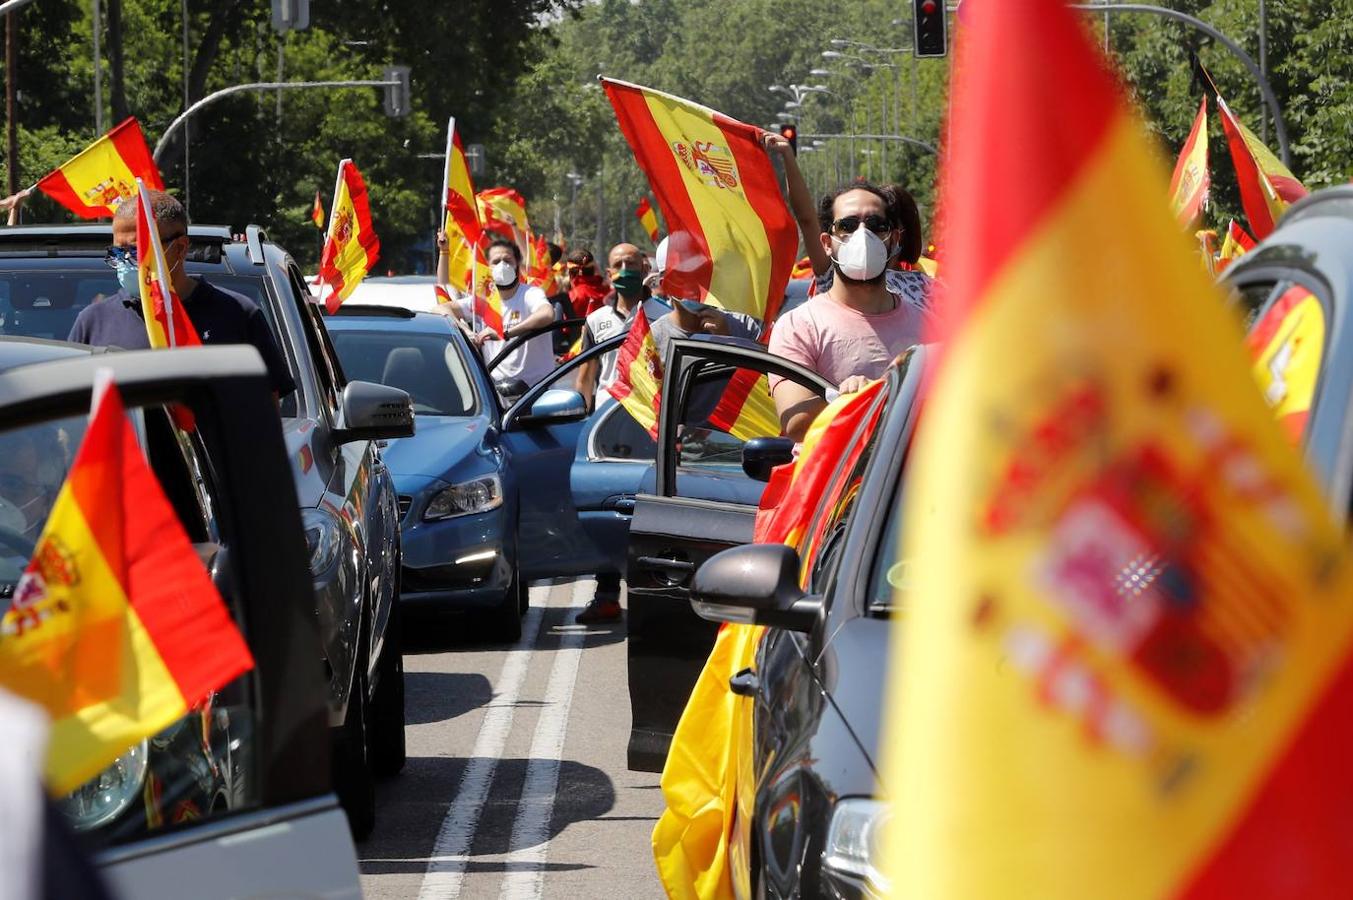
[{"left": 359, "top": 577, "right": 668, "bottom": 900}]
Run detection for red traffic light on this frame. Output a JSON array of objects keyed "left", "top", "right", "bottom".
[
  {"left": 921, "top": 0, "right": 937, "bottom": 13},
  {"left": 778, "top": 123, "right": 798, "bottom": 154}
]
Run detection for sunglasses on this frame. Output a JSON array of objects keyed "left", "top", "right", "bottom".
[
  {"left": 566, "top": 265, "right": 593, "bottom": 275},
  {"left": 104, "top": 234, "right": 187, "bottom": 269},
  {"left": 830, "top": 215, "right": 893, "bottom": 238}
]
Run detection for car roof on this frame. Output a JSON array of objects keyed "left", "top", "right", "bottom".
[
  {"left": 0, "top": 336, "right": 97, "bottom": 372},
  {"left": 323, "top": 305, "right": 460, "bottom": 335}
]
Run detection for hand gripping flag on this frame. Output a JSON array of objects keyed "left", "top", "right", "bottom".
[
  {"left": 316, "top": 159, "right": 380, "bottom": 314},
  {"left": 36, "top": 118, "right": 163, "bottom": 220},
  {"left": 0, "top": 377, "right": 254, "bottom": 794},
  {"left": 635, "top": 196, "right": 661, "bottom": 243},
  {"left": 135, "top": 181, "right": 199, "bottom": 350},
  {"left": 607, "top": 306, "right": 663, "bottom": 438},
  {"left": 602, "top": 78, "right": 798, "bottom": 322},
  {"left": 1168, "top": 97, "right": 1210, "bottom": 229},
  {"left": 1217, "top": 95, "right": 1307, "bottom": 239},
  {"left": 880, "top": 2, "right": 1353, "bottom": 898},
  {"left": 653, "top": 382, "right": 885, "bottom": 900},
  {"left": 310, "top": 190, "right": 325, "bottom": 229}
]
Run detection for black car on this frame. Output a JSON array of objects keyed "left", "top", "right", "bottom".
[
  {"left": 0, "top": 225, "right": 413, "bottom": 838},
  {"left": 0, "top": 340, "right": 364, "bottom": 896}
]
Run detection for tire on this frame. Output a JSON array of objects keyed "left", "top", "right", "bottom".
[
  {"left": 487, "top": 568, "right": 524, "bottom": 643},
  {"left": 334, "top": 667, "right": 376, "bottom": 841},
  {"left": 370, "top": 600, "right": 407, "bottom": 777}
]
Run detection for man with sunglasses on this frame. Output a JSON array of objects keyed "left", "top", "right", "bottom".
[
  {"left": 67, "top": 190, "right": 294, "bottom": 398},
  {"left": 766, "top": 182, "right": 931, "bottom": 442}
]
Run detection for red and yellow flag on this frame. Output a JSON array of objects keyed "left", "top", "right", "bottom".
[
  {"left": 1247, "top": 284, "right": 1324, "bottom": 446},
  {"left": 1168, "top": 96, "right": 1210, "bottom": 229},
  {"left": 36, "top": 118, "right": 163, "bottom": 220},
  {"left": 704, "top": 369, "right": 780, "bottom": 443},
  {"left": 1216, "top": 217, "right": 1257, "bottom": 273},
  {"left": 477, "top": 187, "right": 531, "bottom": 262},
  {"left": 443, "top": 117, "right": 483, "bottom": 249},
  {"left": 316, "top": 159, "right": 380, "bottom": 314},
  {"left": 789, "top": 256, "right": 815, "bottom": 280},
  {"left": 1217, "top": 95, "right": 1307, "bottom": 239},
  {"left": 607, "top": 306, "right": 663, "bottom": 438},
  {"left": 0, "top": 378, "right": 254, "bottom": 794},
  {"left": 310, "top": 190, "right": 325, "bottom": 229},
  {"left": 881, "top": 2, "right": 1353, "bottom": 897},
  {"left": 635, "top": 196, "right": 661, "bottom": 243},
  {"left": 602, "top": 78, "right": 797, "bottom": 322},
  {"left": 475, "top": 288, "right": 504, "bottom": 338},
  {"left": 135, "top": 181, "right": 199, "bottom": 350}
]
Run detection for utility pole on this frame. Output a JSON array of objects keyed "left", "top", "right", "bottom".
[
  {"left": 182, "top": 0, "right": 190, "bottom": 214},
  {"left": 1258, "top": 0, "right": 1268, "bottom": 144},
  {"left": 5, "top": 9, "right": 16, "bottom": 198},
  {"left": 93, "top": 0, "right": 104, "bottom": 134}
]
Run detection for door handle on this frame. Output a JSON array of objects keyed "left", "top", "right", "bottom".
[
  {"left": 729, "top": 667, "right": 760, "bottom": 697},
  {"left": 637, "top": 556, "right": 694, "bottom": 572}
]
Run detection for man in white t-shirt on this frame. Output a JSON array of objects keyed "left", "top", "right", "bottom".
[{"left": 472, "top": 239, "right": 557, "bottom": 388}]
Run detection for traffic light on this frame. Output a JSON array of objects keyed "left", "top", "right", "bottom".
[
  {"left": 778, "top": 123, "right": 798, "bottom": 155},
  {"left": 383, "top": 66, "right": 411, "bottom": 118},
  {"left": 913, "top": 0, "right": 948, "bottom": 58}
]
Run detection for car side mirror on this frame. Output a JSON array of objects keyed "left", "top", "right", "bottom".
[
  {"left": 516, "top": 388, "right": 588, "bottom": 428},
  {"left": 742, "top": 436, "right": 795, "bottom": 482},
  {"left": 335, "top": 380, "right": 415, "bottom": 444},
  {"left": 691, "top": 543, "right": 822, "bottom": 633}
]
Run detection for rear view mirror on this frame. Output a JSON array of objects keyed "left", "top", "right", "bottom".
[
  {"left": 742, "top": 436, "right": 795, "bottom": 481},
  {"left": 691, "top": 543, "right": 822, "bottom": 633},
  {"left": 335, "top": 380, "right": 414, "bottom": 444},
  {"left": 516, "top": 388, "right": 588, "bottom": 428}
]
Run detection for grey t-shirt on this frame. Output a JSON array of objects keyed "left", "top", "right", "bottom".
[{"left": 649, "top": 309, "right": 764, "bottom": 363}]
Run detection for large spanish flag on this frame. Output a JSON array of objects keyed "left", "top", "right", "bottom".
[
  {"left": 1167, "top": 97, "right": 1209, "bottom": 229},
  {"left": 0, "top": 378, "right": 254, "bottom": 794},
  {"left": 880, "top": 2, "right": 1353, "bottom": 898},
  {"left": 316, "top": 159, "right": 380, "bottom": 314},
  {"left": 602, "top": 78, "right": 797, "bottom": 323},
  {"left": 1217, "top": 94, "right": 1307, "bottom": 239},
  {"left": 443, "top": 117, "right": 483, "bottom": 248},
  {"left": 607, "top": 306, "right": 663, "bottom": 438},
  {"left": 35, "top": 118, "right": 163, "bottom": 220},
  {"left": 135, "top": 181, "right": 199, "bottom": 350}
]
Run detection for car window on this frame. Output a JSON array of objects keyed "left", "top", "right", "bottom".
[
  {"left": 591, "top": 399, "right": 657, "bottom": 461},
  {"left": 0, "top": 270, "right": 119, "bottom": 340},
  {"left": 671, "top": 362, "right": 796, "bottom": 485},
  {"left": 283, "top": 267, "right": 341, "bottom": 413},
  {"left": 207, "top": 273, "right": 300, "bottom": 418},
  {"left": 0, "top": 408, "right": 258, "bottom": 848},
  {"left": 329, "top": 328, "right": 479, "bottom": 417}
]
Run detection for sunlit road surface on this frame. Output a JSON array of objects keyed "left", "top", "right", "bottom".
[{"left": 359, "top": 578, "right": 668, "bottom": 899}]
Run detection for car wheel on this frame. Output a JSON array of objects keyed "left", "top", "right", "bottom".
[
  {"left": 334, "top": 667, "right": 376, "bottom": 840},
  {"left": 487, "top": 567, "right": 524, "bottom": 643},
  {"left": 370, "top": 599, "right": 407, "bottom": 777}
]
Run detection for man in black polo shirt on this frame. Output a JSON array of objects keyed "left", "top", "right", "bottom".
[{"left": 67, "top": 190, "right": 295, "bottom": 398}]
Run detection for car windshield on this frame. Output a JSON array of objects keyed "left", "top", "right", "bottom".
[
  {"left": 0, "top": 413, "right": 89, "bottom": 586},
  {"left": 0, "top": 269, "right": 120, "bottom": 342},
  {"left": 329, "top": 327, "right": 479, "bottom": 417}
]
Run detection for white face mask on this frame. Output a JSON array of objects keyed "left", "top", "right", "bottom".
[
  {"left": 831, "top": 226, "right": 889, "bottom": 282},
  {"left": 490, "top": 260, "right": 518, "bottom": 287}
]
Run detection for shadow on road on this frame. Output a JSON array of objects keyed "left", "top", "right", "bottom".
[
  {"left": 401, "top": 604, "right": 630, "bottom": 654},
  {"left": 402, "top": 671, "right": 492, "bottom": 726},
  {"left": 359, "top": 757, "right": 617, "bottom": 869}
]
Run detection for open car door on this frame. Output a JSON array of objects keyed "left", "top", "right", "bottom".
[
  {"left": 624, "top": 337, "right": 832, "bottom": 771},
  {"left": 0, "top": 345, "right": 358, "bottom": 898}
]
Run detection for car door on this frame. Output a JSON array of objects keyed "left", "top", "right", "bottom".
[
  {"left": 0, "top": 345, "right": 359, "bottom": 898},
  {"left": 496, "top": 332, "right": 653, "bottom": 580},
  {"left": 625, "top": 338, "right": 833, "bottom": 771}
]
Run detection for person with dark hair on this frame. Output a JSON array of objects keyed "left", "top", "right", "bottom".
[
  {"left": 544, "top": 242, "right": 578, "bottom": 354},
  {"left": 67, "top": 190, "right": 294, "bottom": 398},
  {"left": 763, "top": 176, "right": 932, "bottom": 441},
  {"left": 475, "top": 238, "right": 556, "bottom": 388},
  {"left": 565, "top": 247, "right": 611, "bottom": 317}
]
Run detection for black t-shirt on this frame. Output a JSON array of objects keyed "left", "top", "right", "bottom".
[{"left": 67, "top": 280, "right": 296, "bottom": 396}]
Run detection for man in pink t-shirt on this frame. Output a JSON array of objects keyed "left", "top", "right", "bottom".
[{"left": 768, "top": 181, "right": 932, "bottom": 440}]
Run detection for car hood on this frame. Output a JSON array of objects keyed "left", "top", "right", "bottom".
[{"left": 381, "top": 414, "right": 498, "bottom": 481}]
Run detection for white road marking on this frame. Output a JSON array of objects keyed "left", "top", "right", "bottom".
[
  {"left": 417, "top": 595, "right": 547, "bottom": 900},
  {"left": 498, "top": 579, "right": 590, "bottom": 900}
]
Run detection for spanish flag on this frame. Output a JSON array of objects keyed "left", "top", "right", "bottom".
[
  {"left": 0, "top": 377, "right": 254, "bottom": 794},
  {"left": 606, "top": 306, "right": 662, "bottom": 438},
  {"left": 635, "top": 196, "right": 660, "bottom": 243},
  {"left": 653, "top": 382, "right": 884, "bottom": 900},
  {"left": 475, "top": 288, "right": 504, "bottom": 338},
  {"left": 1168, "top": 97, "right": 1209, "bottom": 229},
  {"left": 135, "top": 181, "right": 199, "bottom": 350},
  {"left": 602, "top": 78, "right": 797, "bottom": 322},
  {"left": 311, "top": 190, "right": 325, "bottom": 229},
  {"left": 881, "top": 3, "right": 1353, "bottom": 898},
  {"left": 443, "top": 117, "right": 482, "bottom": 248},
  {"left": 1216, "top": 217, "right": 1257, "bottom": 273},
  {"left": 1217, "top": 94, "right": 1307, "bottom": 239},
  {"left": 35, "top": 118, "right": 163, "bottom": 220},
  {"left": 704, "top": 369, "right": 779, "bottom": 443},
  {"left": 316, "top": 159, "right": 380, "bottom": 314},
  {"left": 1247, "top": 284, "right": 1324, "bottom": 446},
  {"left": 477, "top": 187, "right": 532, "bottom": 262}
]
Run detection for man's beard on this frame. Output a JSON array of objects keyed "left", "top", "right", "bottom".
[{"left": 833, "top": 260, "right": 886, "bottom": 286}]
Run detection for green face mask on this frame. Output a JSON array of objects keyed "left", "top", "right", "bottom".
[{"left": 611, "top": 268, "right": 645, "bottom": 296}]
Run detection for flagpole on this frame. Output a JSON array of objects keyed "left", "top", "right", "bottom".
[{"left": 138, "top": 179, "right": 177, "bottom": 344}]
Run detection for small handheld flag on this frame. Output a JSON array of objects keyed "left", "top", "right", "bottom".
[
  {"left": 635, "top": 196, "right": 660, "bottom": 243},
  {"left": 135, "top": 181, "right": 199, "bottom": 350},
  {"left": 1168, "top": 97, "right": 1210, "bottom": 229},
  {"left": 311, "top": 190, "right": 325, "bottom": 229}
]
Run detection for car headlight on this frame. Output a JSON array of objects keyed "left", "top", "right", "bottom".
[
  {"left": 59, "top": 741, "right": 149, "bottom": 832},
  {"left": 423, "top": 474, "right": 503, "bottom": 521},
  {"left": 302, "top": 506, "right": 343, "bottom": 576},
  {"left": 823, "top": 798, "right": 890, "bottom": 895}
]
